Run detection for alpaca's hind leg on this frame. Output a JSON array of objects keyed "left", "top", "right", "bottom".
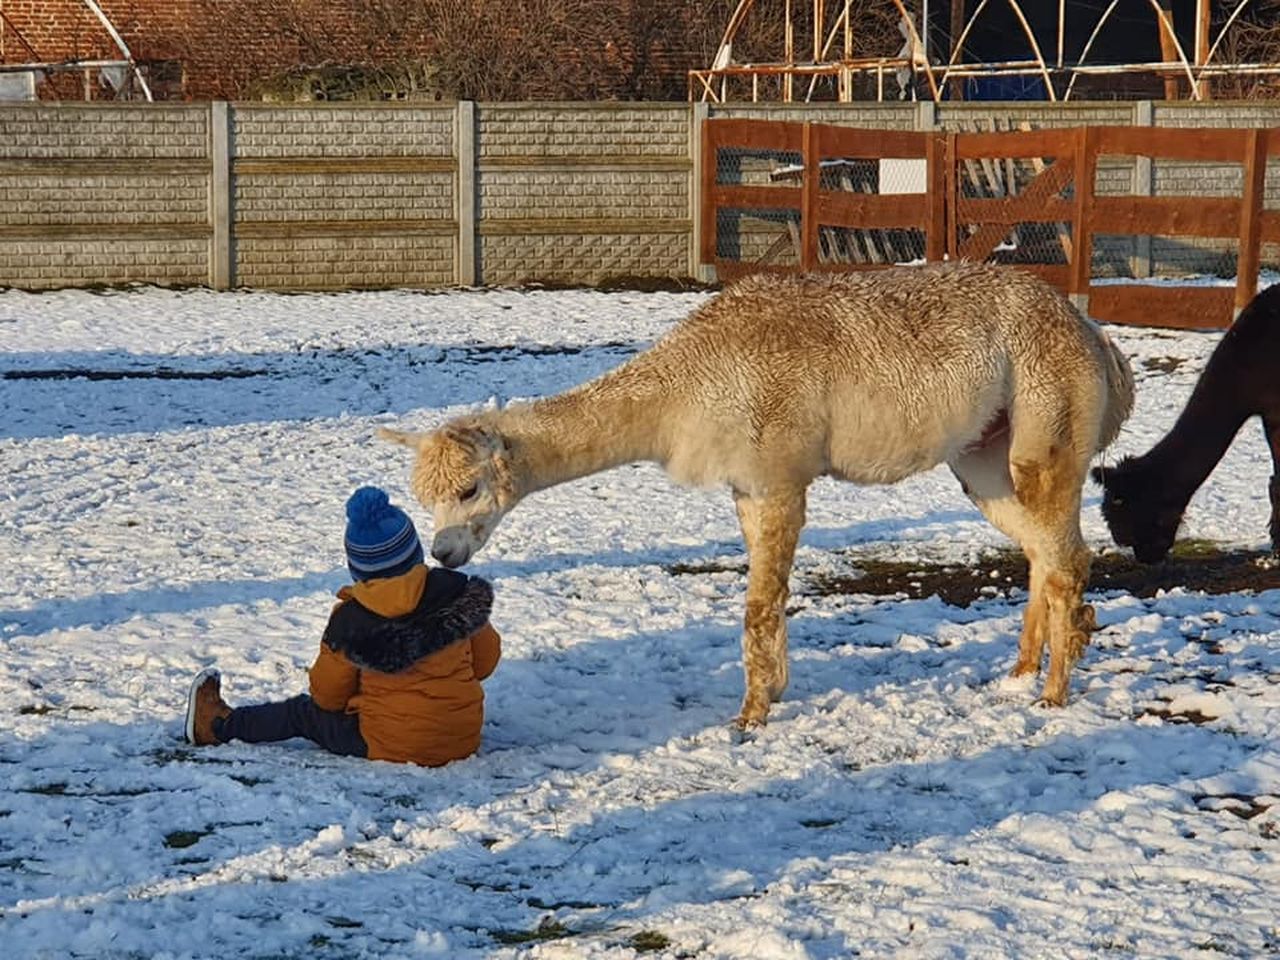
[
  {"left": 1010, "top": 557, "right": 1049, "bottom": 677},
  {"left": 733, "top": 486, "right": 806, "bottom": 727},
  {"left": 1008, "top": 450, "right": 1094, "bottom": 706},
  {"left": 951, "top": 445, "right": 1051, "bottom": 679},
  {"left": 1270, "top": 474, "right": 1280, "bottom": 553},
  {"left": 951, "top": 436, "right": 1095, "bottom": 694}
]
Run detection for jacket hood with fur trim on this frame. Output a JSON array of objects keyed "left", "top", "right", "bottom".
[{"left": 322, "top": 568, "right": 494, "bottom": 674}]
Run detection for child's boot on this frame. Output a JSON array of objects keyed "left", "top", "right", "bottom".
[{"left": 185, "top": 668, "right": 232, "bottom": 745}]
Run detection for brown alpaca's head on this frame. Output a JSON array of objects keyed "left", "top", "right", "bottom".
[
  {"left": 379, "top": 421, "right": 517, "bottom": 568},
  {"left": 1091, "top": 460, "right": 1183, "bottom": 564}
]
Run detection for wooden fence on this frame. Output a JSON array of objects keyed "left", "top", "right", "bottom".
[{"left": 700, "top": 118, "right": 1280, "bottom": 329}]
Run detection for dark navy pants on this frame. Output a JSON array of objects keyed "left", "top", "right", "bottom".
[{"left": 215, "top": 694, "right": 367, "bottom": 757}]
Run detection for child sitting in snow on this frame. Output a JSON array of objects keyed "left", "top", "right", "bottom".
[{"left": 184, "top": 485, "right": 501, "bottom": 766}]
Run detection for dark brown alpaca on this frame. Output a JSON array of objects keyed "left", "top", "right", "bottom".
[{"left": 1093, "top": 283, "right": 1280, "bottom": 563}]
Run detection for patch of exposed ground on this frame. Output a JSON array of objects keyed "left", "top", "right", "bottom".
[
  {"left": 803, "top": 541, "right": 1278, "bottom": 606},
  {"left": 1142, "top": 356, "right": 1191, "bottom": 374}
]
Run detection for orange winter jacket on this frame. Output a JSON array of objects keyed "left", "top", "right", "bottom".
[{"left": 308, "top": 564, "right": 501, "bottom": 766}]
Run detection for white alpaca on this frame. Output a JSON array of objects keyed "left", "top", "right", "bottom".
[{"left": 382, "top": 262, "right": 1135, "bottom": 728}]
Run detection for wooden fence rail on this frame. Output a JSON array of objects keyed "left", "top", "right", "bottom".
[{"left": 700, "top": 118, "right": 1280, "bottom": 329}]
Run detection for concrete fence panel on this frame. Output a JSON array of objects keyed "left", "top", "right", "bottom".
[
  {"left": 0, "top": 103, "right": 210, "bottom": 288},
  {"left": 4, "top": 100, "right": 1280, "bottom": 291}
]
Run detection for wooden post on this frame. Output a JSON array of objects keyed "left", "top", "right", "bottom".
[
  {"left": 925, "top": 132, "right": 947, "bottom": 262},
  {"left": 1068, "top": 126, "right": 1096, "bottom": 314},
  {"left": 1235, "top": 128, "right": 1266, "bottom": 320},
  {"left": 1195, "top": 0, "right": 1211, "bottom": 99},
  {"left": 800, "top": 121, "right": 819, "bottom": 270},
  {"left": 949, "top": 0, "right": 966, "bottom": 100},
  {"left": 455, "top": 100, "right": 477, "bottom": 287},
  {"left": 1156, "top": 1, "right": 1180, "bottom": 100},
  {"left": 691, "top": 102, "right": 716, "bottom": 282},
  {"left": 209, "top": 101, "right": 232, "bottom": 290},
  {"left": 944, "top": 132, "right": 957, "bottom": 260}
]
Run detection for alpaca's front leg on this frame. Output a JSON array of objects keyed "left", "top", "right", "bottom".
[
  {"left": 733, "top": 487, "right": 806, "bottom": 728},
  {"left": 1270, "top": 475, "right": 1280, "bottom": 552}
]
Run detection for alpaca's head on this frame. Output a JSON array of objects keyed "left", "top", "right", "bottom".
[
  {"left": 379, "top": 420, "right": 518, "bottom": 568},
  {"left": 1091, "top": 459, "right": 1183, "bottom": 564}
]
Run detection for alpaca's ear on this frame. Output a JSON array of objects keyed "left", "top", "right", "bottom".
[{"left": 377, "top": 427, "right": 428, "bottom": 449}]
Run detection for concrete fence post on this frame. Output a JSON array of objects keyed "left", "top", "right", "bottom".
[
  {"left": 455, "top": 100, "right": 478, "bottom": 287},
  {"left": 209, "top": 101, "right": 232, "bottom": 290},
  {"left": 916, "top": 100, "right": 937, "bottom": 131},
  {"left": 1131, "top": 100, "right": 1154, "bottom": 279}
]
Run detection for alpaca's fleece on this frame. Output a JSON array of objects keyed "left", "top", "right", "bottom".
[{"left": 385, "top": 262, "right": 1136, "bottom": 726}]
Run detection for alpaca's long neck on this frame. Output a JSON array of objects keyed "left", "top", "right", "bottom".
[
  {"left": 1132, "top": 363, "right": 1252, "bottom": 507},
  {"left": 494, "top": 356, "right": 672, "bottom": 495}
]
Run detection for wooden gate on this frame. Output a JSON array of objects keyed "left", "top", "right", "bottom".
[{"left": 701, "top": 119, "right": 1280, "bottom": 329}]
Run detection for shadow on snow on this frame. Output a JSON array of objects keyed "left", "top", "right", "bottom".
[{"left": 0, "top": 342, "right": 642, "bottom": 440}]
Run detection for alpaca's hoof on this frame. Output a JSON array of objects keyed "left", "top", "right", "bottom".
[
  {"left": 1066, "top": 631, "right": 1090, "bottom": 666},
  {"left": 1035, "top": 683, "right": 1069, "bottom": 708},
  {"left": 733, "top": 696, "right": 770, "bottom": 732},
  {"left": 1009, "top": 658, "right": 1041, "bottom": 679},
  {"left": 1076, "top": 603, "right": 1098, "bottom": 636}
]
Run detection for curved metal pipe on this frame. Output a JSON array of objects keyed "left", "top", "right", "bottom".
[
  {"left": 1203, "top": 0, "right": 1255, "bottom": 68},
  {"left": 81, "top": 0, "right": 152, "bottom": 100},
  {"left": 1063, "top": 0, "right": 1122, "bottom": 101},
  {"left": 937, "top": 0, "right": 994, "bottom": 93},
  {"left": 1144, "top": 0, "right": 1202, "bottom": 99},
  {"left": 1004, "top": 0, "right": 1057, "bottom": 101}
]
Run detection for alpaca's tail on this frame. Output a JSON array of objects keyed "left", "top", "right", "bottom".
[{"left": 1095, "top": 327, "right": 1135, "bottom": 452}]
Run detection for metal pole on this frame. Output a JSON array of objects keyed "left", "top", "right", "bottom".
[
  {"left": 1058, "top": 0, "right": 1065, "bottom": 68},
  {"left": 1195, "top": 0, "right": 1207, "bottom": 64},
  {"left": 922, "top": 0, "right": 930, "bottom": 66}
]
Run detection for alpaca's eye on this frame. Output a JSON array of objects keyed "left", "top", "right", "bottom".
[{"left": 459, "top": 484, "right": 478, "bottom": 501}]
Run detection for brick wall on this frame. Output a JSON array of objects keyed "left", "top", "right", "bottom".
[{"left": 0, "top": 1, "right": 427, "bottom": 100}]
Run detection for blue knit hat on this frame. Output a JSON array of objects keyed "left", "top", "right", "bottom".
[{"left": 344, "top": 486, "right": 424, "bottom": 581}]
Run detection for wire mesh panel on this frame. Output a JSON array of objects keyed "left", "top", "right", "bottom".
[
  {"left": 948, "top": 129, "right": 1078, "bottom": 290},
  {"left": 809, "top": 125, "right": 931, "bottom": 269},
  {"left": 810, "top": 156, "right": 927, "bottom": 265},
  {"left": 712, "top": 143, "right": 804, "bottom": 268},
  {"left": 702, "top": 118, "right": 932, "bottom": 276},
  {"left": 702, "top": 119, "right": 1274, "bottom": 328},
  {"left": 1084, "top": 126, "right": 1265, "bottom": 329}
]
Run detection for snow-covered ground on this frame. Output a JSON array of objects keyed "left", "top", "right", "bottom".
[{"left": 1, "top": 280, "right": 1277, "bottom": 959}]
